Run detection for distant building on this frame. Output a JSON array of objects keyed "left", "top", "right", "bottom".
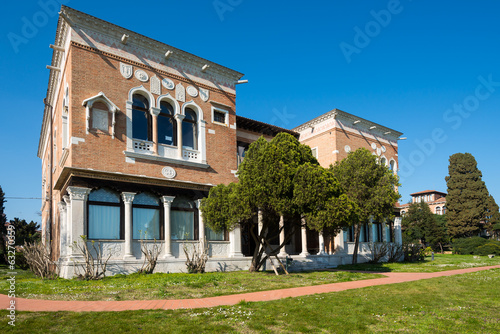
[{"left": 398, "top": 190, "right": 447, "bottom": 216}]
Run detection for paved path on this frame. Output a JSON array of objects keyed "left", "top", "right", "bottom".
[{"left": 2, "top": 265, "right": 499, "bottom": 312}]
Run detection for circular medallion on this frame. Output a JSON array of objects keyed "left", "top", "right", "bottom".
[
  {"left": 186, "top": 86, "right": 198, "bottom": 97},
  {"left": 161, "top": 166, "right": 176, "bottom": 179},
  {"left": 371, "top": 143, "right": 377, "bottom": 150},
  {"left": 135, "top": 69, "right": 149, "bottom": 82},
  {"left": 344, "top": 145, "right": 351, "bottom": 153},
  {"left": 162, "top": 78, "right": 175, "bottom": 90}
]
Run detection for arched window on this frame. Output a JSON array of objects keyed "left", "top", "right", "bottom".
[
  {"left": 436, "top": 207, "right": 441, "bottom": 215},
  {"left": 380, "top": 157, "right": 387, "bottom": 166},
  {"left": 88, "top": 188, "right": 121, "bottom": 240},
  {"left": 171, "top": 197, "right": 198, "bottom": 240},
  {"left": 401, "top": 210, "right": 406, "bottom": 216},
  {"left": 182, "top": 108, "right": 198, "bottom": 150},
  {"left": 133, "top": 192, "right": 161, "bottom": 240},
  {"left": 442, "top": 206, "right": 446, "bottom": 215},
  {"left": 132, "top": 94, "right": 151, "bottom": 141},
  {"left": 158, "top": 101, "right": 177, "bottom": 146},
  {"left": 389, "top": 160, "right": 396, "bottom": 172}
]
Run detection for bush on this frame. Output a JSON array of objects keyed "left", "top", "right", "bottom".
[
  {"left": 403, "top": 243, "right": 425, "bottom": 262},
  {"left": 474, "top": 241, "right": 500, "bottom": 256},
  {"left": 452, "top": 237, "right": 487, "bottom": 255}
]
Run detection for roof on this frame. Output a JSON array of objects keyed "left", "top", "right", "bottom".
[
  {"left": 410, "top": 190, "right": 447, "bottom": 196},
  {"left": 236, "top": 116, "right": 299, "bottom": 138},
  {"left": 292, "top": 108, "right": 403, "bottom": 140}
]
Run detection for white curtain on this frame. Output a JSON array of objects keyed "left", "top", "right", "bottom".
[
  {"left": 171, "top": 210, "right": 194, "bottom": 240},
  {"left": 88, "top": 205, "right": 120, "bottom": 239},
  {"left": 205, "top": 226, "right": 224, "bottom": 241},
  {"left": 133, "top": 208, "right": 160, "bottom": 239}
]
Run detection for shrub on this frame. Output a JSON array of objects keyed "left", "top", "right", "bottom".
[
  {"left": 474, "top": 241, "right": 500, "bottom": 256},
  {"left": 22, "top": 241, "right": 58, "bottom": 279},
  {"left": 183, "top": 239, "right": 208, "bottom": 274},
  {"left": 403, "top": 243, "right": 425, "bottom": 262},
  {"left": 452, "top": 237, "right": 488, "bottom": 255}
]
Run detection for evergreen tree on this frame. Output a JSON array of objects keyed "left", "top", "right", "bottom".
[
  {"left": 402, "top": 201, "right": 448, "bottom": 252},
  {"left": 485, "top": 195, "right": 500, "bottom": 236},
  {"left": 332, "top": 148, "right": 400, "bottom": 264},
  {"left": 0, "top": 186, "right": 7, "bottom": 263},
  {"left": 8, "top": 218, "right": 41, "bottom": 245},
  {"left": 445, "top": 153, "right": 490, "bottom": 239}
]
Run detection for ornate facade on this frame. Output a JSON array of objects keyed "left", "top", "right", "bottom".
[{"left": 39, "top": 6, "right": 403, "bottom": 278}]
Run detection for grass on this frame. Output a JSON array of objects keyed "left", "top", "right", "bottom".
[
  {"left": 1, "top": 267, "right": 499, "bottom": 333},
  {"left": 0, "top": 266, "right": 381, "bottom": 301},
  {"left": 337, "top": 253, "right": 500, "bottom": 272}
]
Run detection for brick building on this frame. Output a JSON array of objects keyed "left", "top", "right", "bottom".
[
  {"left": 398, "top": 190, "right": 447, "bottom": 216},
  {"left": 38, "top": 6, "right": 403, "bottom": 278}
]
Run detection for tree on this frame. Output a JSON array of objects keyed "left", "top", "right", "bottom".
[
  {"left": 202, "top": 133, "right": 354, "bottom": 272},
  {"left": 8, "top": 218, "right": 41, "bottom": 245},
  {"left": 485, "top": 195, "right": 500, "bottom": 237},
  {"left": 0, "top": 186, "right": 7, "bottom": 263},
  {"left": 402, "top": 201, "right": 448, "bottom": 252},
  {"left": 332, "top": 148, "right": 400, "bottom": 264},
  {"left": 445, "top": 153, "right": 490, "bottom": 239}
]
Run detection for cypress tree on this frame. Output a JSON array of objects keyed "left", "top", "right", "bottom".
[{"left": 445, "top": 153, "right": 489, "bottom": 238}]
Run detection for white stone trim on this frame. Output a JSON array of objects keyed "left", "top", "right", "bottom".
[
  {"left": 156, "top": 93, "right": 180, "bottom": 115},
  {"left": 71, "top": 137, "right": 85, "bottom": 145},
  {"left": 82, "top": 91, "right": 120, "bottom": 138}
]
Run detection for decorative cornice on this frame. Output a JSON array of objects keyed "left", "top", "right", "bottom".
[
  {"left": 294, "top": 109, "right": 403, "bottom": 143},
  {"left": 55, "top": 167, "right": 213, "bottom": 192},
  {"left": 60, "top": 6, "right": 243, "bottom": 90}
]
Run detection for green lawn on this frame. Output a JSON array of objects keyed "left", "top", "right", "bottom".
[
  {"left": 0, "top": 266, "right": 381, "bottom": 301},
  {"left": 2, "top": 267, "right": 499, "bottom": 333},
  {"left": 337, "top": 253, "right": 500, "bottom": 272}
]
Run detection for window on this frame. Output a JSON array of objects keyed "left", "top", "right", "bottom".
[
  {"left": 171, "top": 198, "right": 198, "bottom": 240},
  {"left": 360, "top": 224, "right": 370, "bottom": 242},
  {"left": 205, "top": 226, "right": 226, "bottom": 241},
  {"left": 380, "top": 157, "right": 387, "bottom": 166},
  {"left": 132, "top": 94, "right": 151, "bottom": 141},
  {"left": 182, "top": 108, "right": 198, "bottom": 150},
  {"left": 133, "top": 192, "right": 161, "bottom": 240},
  {"left": 311, "top": 147, "right": 318, "bottom": 159},
  {"left": 373, "top": 223, "right": 383, "bottom": 242},
  {"left": 88, "top": 188, "right": 122, "bottom": 240},
  {"left": 91, "top": 102, "right": 109, "bottom": 131},
  {"left": 436, "top": 207, "right": 441, "bottom": 215},
  {"left": 158, "top": 101, "right": 177, "bottom": 146},
  {"left": 213, "top": 110, "right": 226, "bottom": 124},
  {"left": 389, "top": 160, "right": 395, "bottom": 172},
  {"left": 442, "top": 206, "right": 446, "bottom": 215}
]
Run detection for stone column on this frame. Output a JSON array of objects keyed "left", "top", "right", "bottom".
[
  {"left": 66, "top": 186, "right": 91, "bottom": 259},
  {"left": 394, "top": 217, "right": 402, "bottom": 245},
  {"left": 299, "top": 218, "right": 309, "bottom": 257},
  {"left": 278, "top": 215, "right": 288, "bottom": 257},
  {"left": 174, "top": 114, "right": 185, "bottom": 159},
  {"left": 63, "top": 195, "right": 71, "bottom": 258},
  {"left": 121, "top": 192, "right": 136, "bottom": 260},
  {"left": 57, "top": 201, "right": 67, "bottom": 259},
  {"left": 334, "top": 230, "right": 345, "bottom": 254},
  {"left": 195, "top": 199, "right": 205, "bottom": 243},
  {"left": 161, "top": 196, "right": 175, "bottom": 258},
  {"left": 229, "top": 224, "right": 243, "bottom": 258},
  {"left": 318, "top": 230, "right": 326, "bottom": 255},
  {"left": 151, "top": 107, "right": 160, "bottom": 155}
]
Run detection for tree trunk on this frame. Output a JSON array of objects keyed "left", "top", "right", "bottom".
[{"left": 352, "top": 223, "right": 361, "bottom": 264}]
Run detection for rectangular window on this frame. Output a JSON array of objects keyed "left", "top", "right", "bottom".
[
  {"left": 214, "top": 110, "right": 226, "bottom": 124},
  {"left": 92, "top": 108, "right": 108, "bottom": 131},
  {"left": 171, "top": 210, "right": 195, "bottom": 240},
  {"left": 311, "top": 147, "right": 318, "bottom": 159},
  {"left": 88, "top": 205, "right": 120, "bottom": 239},
  {"left": 205, "top": 226, "right": 225, "bottom": 241},
  {"left": 133, "top": 208, "right": 160, "bottom": 239},
  {"left": 212, "top": 107, "right": 229, "bottom": 126}
]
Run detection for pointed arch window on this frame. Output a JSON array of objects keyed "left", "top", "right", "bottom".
[
  {"left": 158, "top": 101, "right": 177, "bottom": 146},
  {"left": 182, "top": 108, "right": 198, "bottom": 150},
  {"left": 132, "top": 94, "right": 151, "bottom": 141}
]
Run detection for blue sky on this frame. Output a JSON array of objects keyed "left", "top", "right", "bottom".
[{"left": 1, "top": 0, "right": 499, "bottom": 224}]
